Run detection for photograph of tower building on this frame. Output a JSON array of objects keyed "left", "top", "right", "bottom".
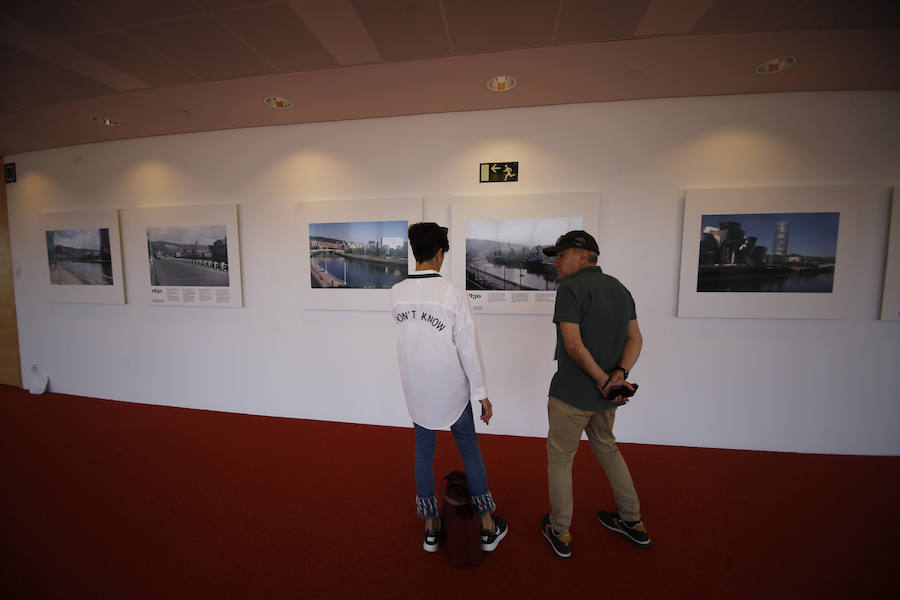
[
  {"left": 45, "top": 228, "right": 113, "bottom": 285},
  {"left": 698, "top": 212, "right": 840, "bottom": 292},
  {"left": 308, "top": 220, "right": 408, "bottom": 289},
  {"left": 147, "top": 225, "right": 230, "bottom": 287},
  {"left": 465, "top": 217, "right": 581, "bottom": 291}
]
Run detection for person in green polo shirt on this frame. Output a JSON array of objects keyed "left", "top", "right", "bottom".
[{"left": 538, "top": 230, "right": 649, "bottom": 559}]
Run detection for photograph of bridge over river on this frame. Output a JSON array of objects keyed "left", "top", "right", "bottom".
[
  {"left": 309, "top": 220, "right": 408, "bottom": 289},
  {"left": 698, "top": 212, "right": 840, "bottom": 293},
  {"left": 147, "top": 225, "right": 230, "bottom": 287},
  {"left": 466, "top": 217, "right": 582, "bottom": 291},
  {"left": 45, "top": 228, "right": 113, "bottom": 285}
]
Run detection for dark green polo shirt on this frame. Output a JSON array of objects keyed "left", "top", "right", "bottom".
[{"left": 549, "top": 266, "right": 637, "bottom": 411}]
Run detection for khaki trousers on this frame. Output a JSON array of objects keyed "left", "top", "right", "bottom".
[{"left": 547, "top": 395, "right": 640, "bottom": 534}]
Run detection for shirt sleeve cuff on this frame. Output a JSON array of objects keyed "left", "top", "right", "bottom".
[{"left": 470, "top": 387, "right": 488, "bottom": 402}]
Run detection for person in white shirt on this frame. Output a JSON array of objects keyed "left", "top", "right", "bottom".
[{"left": 391, "top": 222, "right": 508, "bottom": 554}]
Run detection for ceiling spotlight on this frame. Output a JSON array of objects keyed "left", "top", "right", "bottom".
[
  {"left": 90, "top": 115, "right": 120, "bottom": 127},
  {"left": 264, "top": 96, "right": 294, "bottom": 110},
  {"left": 754, "top": 56, "right": 797, "bottom": 75},
  {"left": 486, "top": 75, "right": 516, "bottom": 92}
]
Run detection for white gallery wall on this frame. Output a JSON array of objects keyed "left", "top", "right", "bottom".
[{"left": 7, "top": 91, "right": 900, "bottom": 455}]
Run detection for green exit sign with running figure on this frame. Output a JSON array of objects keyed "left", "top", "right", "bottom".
[{"left": 480, "top": 162, "right": 518, "bottom": 183}]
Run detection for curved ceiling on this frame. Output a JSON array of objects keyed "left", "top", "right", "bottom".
[{"left": 1, "top": 0, "right": 898, "bottom": 155}]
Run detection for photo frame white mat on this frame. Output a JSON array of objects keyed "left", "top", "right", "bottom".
[
  {"left": 127, "top": 204, "right": 243, "bottom": 308},
  {"left": 41, "top": 209, "right": 125, "bottom": 304},
  {"left": 450, "top": 192, "right": 601, "bottom": 315},
  {"left": 677, "top": 186, "right": 871, "bottom": 319}
]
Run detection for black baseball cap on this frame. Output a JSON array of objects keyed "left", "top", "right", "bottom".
[{"left": 542, "top": 230, "right": 599, "bottom": 256}]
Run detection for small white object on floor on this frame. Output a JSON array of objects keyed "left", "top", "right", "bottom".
[{"left": 29, "top": 365, "right": 48, "bottom": 394}]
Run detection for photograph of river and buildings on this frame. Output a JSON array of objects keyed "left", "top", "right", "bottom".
[
  {"left": 698, "top": 212, "right": 840, "bottom": 292},
  {"left": 147, "top": 225, "right": 230, "bottom": 287},
  {"left": 45, "top": 228, "right": 113, "bottom": 285},
  {"left": 466, "top": 217, "right": 582, "bottom": 291},
  {"left": 309, "top": 221, "right": 408, "bottom": 288}
]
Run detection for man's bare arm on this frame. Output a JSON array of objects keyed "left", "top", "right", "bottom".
[
  {"left": 618, "top": 320, "right": 643, "bottom": 373},
  {"left": 559, "top": 322, "right": 609, "bottom": 388},
  {"left": 560, "top": 320, "right": 641, "bottom": 400}
]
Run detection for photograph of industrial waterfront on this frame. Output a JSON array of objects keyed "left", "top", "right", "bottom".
[
  {"left": 309, "top": 221, "right": 408, "bottom": 288},
  {"left": 45, "top": 228, "right": 113, "bottom": 285},
  {"left": 147, "top": 225, "right": 230, "bottom": 287},
  {"left": 698, "top": 212, "right": 840, "bottom": 292},
  {"left": 466, "top": 217, "right": 582, "bottom": 291}
]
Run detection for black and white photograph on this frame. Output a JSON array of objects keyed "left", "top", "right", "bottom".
[
  {"left": 131, "top": 204, "right": 242, "bottom": 307},
  {"left": 450, "top": 192, "right": 599, "bottom": 315},
  {"left": 698, "top": 212, "right": 840, "bottom": 293},
  {"left": 147, "top": 225, "right": 230, "bottom": 287},
  {"left": 309, "top": 220, "right": 408, "bottom": 289},
  {"left": 45, "top": 228, "right": 113, "bottom": 286},
  {"left": 465, "top": 217, "right": 582, "bottom": 291}
]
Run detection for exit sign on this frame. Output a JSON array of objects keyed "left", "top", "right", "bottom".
[{"left": 479, "top": 162, "right": 518, "bottom": 183}]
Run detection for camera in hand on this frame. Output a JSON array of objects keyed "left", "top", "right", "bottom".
[{"left": 606, "top": 383, "right": 638, "bottom": 402}]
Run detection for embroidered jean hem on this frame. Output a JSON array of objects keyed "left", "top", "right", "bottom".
[
  {"left": 416, "top": 491, "right": 495, "bottom": 519},
  {"left": 471, "top": 491, "right": 496, "bottom": 516},
  {"left": 416, "top": 495, "right": 439, "bottom": 519}
]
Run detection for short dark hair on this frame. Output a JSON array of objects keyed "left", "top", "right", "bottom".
[{"left": 408, "top": 222, "right": 449, "bottom": 263}]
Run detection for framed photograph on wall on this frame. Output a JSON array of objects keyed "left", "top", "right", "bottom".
[
  {"left": 450, "top": 192, "right": 600, "bottom": 315},
  {"left": 41, "top": 209, "right": 125, "bottom": 304},
  {"left": 881, "top": 187, "right": 900, "bottom": 321},
  {"left": 129, "top": 205, "right": 243, "bottom": 307},
  {"left": 298, "top": 197, "right": 422, "bottom": 311},
  {"left": 676, "top": 186, "right": 868, "bottom": 319}
]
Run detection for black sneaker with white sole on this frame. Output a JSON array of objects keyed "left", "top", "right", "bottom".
[
  {"left": 423, "top": 517, "right": 442, "bottom": 553},
  {"left": 481, "top": 515, "right": 508, "bottom": 551},
  {"left": 597, "top": 510, "right": 651, "bottom": 547},
  {"left": 540, "top": 513, "right": 572, "bottom": 559}
]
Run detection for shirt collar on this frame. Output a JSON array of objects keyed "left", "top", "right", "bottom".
[
  {"left": 572, "top": 265, "right": 603, "bottom": 279},
  {"left": 407, "top": 270, "right": 441, "bottom": 279}
]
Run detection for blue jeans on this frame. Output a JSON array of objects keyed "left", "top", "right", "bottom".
[{"left": 413, "top": 402, "right": 496, "bottom": 519}]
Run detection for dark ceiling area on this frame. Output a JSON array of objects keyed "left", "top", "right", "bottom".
[{"left": 1, "top": 0, "right": 898, "bottom": 155}]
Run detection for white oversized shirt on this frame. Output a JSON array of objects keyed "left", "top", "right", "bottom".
[{"left": 390, "top": 270, "right": 488, "bottom": 429}]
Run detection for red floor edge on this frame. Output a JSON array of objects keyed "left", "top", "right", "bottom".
[{"left": 2, "top": 385, "right": 898, "bottom": 599}]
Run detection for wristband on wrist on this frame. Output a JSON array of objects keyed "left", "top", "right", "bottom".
[{"left": 611, "top": 365, "right": 629, "bottom": 380}]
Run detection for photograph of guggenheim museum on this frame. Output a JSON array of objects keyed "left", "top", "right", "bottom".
[
  {"left": 147, "top": 225, "right": 230, "bottom": 287},
  {"left": 698, "top": 212, "right": 840, "bottom": 293},
  {"left": 309, "top": 221, "right": 408, "bottom": 289},
  {"left": 45, "top": 228, "right": 113, "bottom": 285},
  {"left": 466, "top": 216, "right": 582, "bottom": 291}
]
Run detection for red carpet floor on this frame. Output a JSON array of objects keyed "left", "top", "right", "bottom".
[{"left": 2, "top": 386, "right": 898, "bottom": 599}]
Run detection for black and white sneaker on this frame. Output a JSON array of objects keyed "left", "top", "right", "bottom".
[
  {"left": 597, "top": 510, "right": 651, "bottom": 547},
  {"left": 481, "top": 515, "right": 508, "bottom": 551},
  {"left": 423, "top": 517, "right": 442, "bottom": 553}
]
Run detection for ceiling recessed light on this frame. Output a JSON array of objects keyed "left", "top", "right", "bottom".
[
  {"left": 264, "top": 96, "right": 293, "bottom": 110},
  {"left": 90, "top": 115, "right": 120, "bottom": 127},
  {"left": 755, "top": 56, "right": 797, "bottom": 75},
  {"left": 486, "top": 75, "right": 516, "bottom": 92}
]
